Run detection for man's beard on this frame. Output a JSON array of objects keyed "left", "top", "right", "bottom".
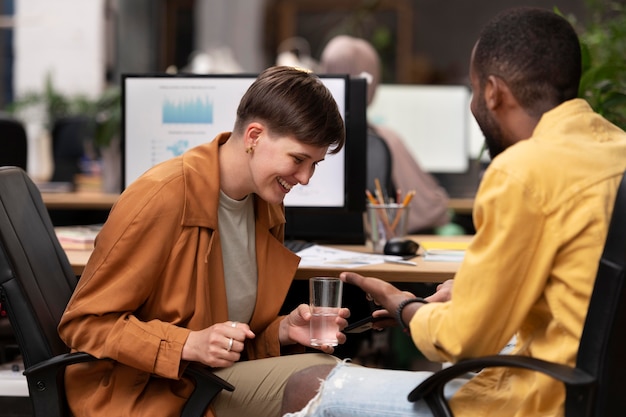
[
  {"left": 474, "top": 103, "right": 507, "bottom": 159},
  {"left": 483, "top": 129, "right": 507, "bottom": 159}
]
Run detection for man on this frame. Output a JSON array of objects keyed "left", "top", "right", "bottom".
[{"left": 281, "top": 7, "right": 626, "bottom": 417}]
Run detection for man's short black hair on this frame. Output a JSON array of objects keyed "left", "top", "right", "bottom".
[{"left": 474, "top": 7, "right": 582, "bottom": 116}]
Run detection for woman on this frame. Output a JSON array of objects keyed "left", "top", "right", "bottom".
[{"left": 58, "top": 66, "right": 349, "bottom": 417}]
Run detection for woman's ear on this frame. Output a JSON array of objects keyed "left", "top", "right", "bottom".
[{"left": 244, "top": 122, "right": 264, "bottom": 149}]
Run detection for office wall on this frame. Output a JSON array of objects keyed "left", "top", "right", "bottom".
[
  {"left": 7, "top": 0, "right": 592, "bottom": 98},
  {"left": 112, "top": 0, "right": 589, "bottom": 82},
  {"left": 0, "top": 0, "right": 14, "bottom": 108},
  {"left": 195, "top": 0, "right": 266, "bottom": 72},
  {"left": 263, "top": 0, "right": 588, "bottom": 84},
  {"left": 12, "top": 0, "right": 106, "bottom": 181},
  {"left": 14, "top": 0, "right": 105, "bottom": 97},
  {"left": 410, "top": 0, "right": 587, "bottom": 83},
  {"left": 115, "top": 0, "right": 159, "bottom": 80}
]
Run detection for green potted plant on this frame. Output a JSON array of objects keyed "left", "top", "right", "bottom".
[
  {"left": 566, "top": 0, "right": 626, "bottom": 130},
  {"left": 10, "top": 74, "right": 122, "bottom": 191},
  {"left": 10, "top": 74, "right": 120, "bottom": 148}
]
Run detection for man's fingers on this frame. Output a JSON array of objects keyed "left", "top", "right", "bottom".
[{"left": 339, "top": 271, "right": 364, "bottom": 286}]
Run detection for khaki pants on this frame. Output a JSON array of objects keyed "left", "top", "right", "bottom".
[{"left": 211, "top": 353, "right": 340, "bottom": 417}]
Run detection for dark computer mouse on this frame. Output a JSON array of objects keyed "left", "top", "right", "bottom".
[{"left": 383, "top": 238, "right": 419, "bottom": 257}]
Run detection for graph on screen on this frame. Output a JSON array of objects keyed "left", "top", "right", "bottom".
[{"left": 162, "top": 96, "right": 214, "bottom": 124}]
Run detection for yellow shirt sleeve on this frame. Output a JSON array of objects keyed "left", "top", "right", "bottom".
[{"left": 410, "top": 166, "right": 549, "bottom": 362}]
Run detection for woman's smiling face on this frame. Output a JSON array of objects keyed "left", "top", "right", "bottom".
[{"left": 248, "top": 130, "right": 328, "bottom": 205}]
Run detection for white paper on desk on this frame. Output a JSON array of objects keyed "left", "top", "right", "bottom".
[
  {"left": 296, "top": 245, "right": 403, "bottom": 268},
  {"left": 423, "top": 250, "right": 465, "bottom": 262}
]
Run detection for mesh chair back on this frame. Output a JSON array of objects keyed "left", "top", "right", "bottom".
[{"left": 367, "top": 127, "right": 394, "bottom": 197}]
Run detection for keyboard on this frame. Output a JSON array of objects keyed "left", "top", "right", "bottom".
[{"left": 284, "top": 239, "right": 314, "bottom": 253}]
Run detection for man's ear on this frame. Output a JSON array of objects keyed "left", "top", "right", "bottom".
[
  {"left": 484, "top": 75, "right": 501, "bottom": 110},
  {"left": 485, "top": 75, "right": 515, "bottom": 111}
]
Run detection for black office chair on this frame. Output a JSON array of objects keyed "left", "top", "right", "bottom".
[
  {"left": 0, "top": 113, "right": 28, "bottom": 170},
  {"left": 367, "top": 126, "right": 395, "bottom": 198},
  {"left": 409, "top": 171, "right": 626, "bottom": 417},
  {"left": 50, "top": 116, "right": 91, "bottom": 184},
  {"left": 0, "top": 166, "right": 233, "bottom": 417}
]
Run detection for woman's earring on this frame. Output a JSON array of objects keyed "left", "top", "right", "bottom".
[{"left": 246, "top": 146, "right": 255, "bottom": 154}]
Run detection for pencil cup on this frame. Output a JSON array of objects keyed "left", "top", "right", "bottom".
[
  {"left": 364, "top": 203, "right": 409, "bottom": 253},
  {"left": 309, "top": 277, "right": 343, "bottom": 347}
]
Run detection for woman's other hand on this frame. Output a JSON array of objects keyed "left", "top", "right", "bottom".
[
  {"left": 279, "top": 303, "right": 350, "bottom": 354},
  {"left": 182, "top": 321, "right": 255, "bottom": 368}
]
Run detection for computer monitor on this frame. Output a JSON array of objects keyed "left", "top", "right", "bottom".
[
  {"left": 368, "top": 84, "right": 474, "bottom": 173},
  {"left": 121, "top": 73, "right": 366, "bottom": 243}
]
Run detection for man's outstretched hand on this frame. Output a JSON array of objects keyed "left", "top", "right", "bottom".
[{"left": 340, "top": 271, "right": 413, "bottom": 315}]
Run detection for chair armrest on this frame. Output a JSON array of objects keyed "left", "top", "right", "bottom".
[
  {"left": 23, "top": 352, "right": 100, "bottom": 417},
  {"left": 25, "top": 352, "right": 234, "bottom": 417},
  {"left": 408, "top": 355, "right": 596, "bottom": 417},
  {"left": 181, "top": 363, "right": 235, "bottom": 417}
]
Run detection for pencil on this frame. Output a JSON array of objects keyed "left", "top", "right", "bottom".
[
  {"left": 365, "top": 189, "right": 379, "bottom": 206},
  {"left": 402, "top": 190, "right": 416, "bottom": 207},
  {"left": 368, "top": 181, "right": 392, "bottom": 235},
  {"left": 374, "top": 178, "right": 385, "bottom": 205},
  {"left": 390, "top": 190, "right": 416, "bottom": 231}
]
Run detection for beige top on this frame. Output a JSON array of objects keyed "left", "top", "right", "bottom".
[{"left": 218, "top": 190, "right": 257, "bottom": 323}]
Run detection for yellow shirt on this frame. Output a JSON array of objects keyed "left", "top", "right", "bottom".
[{"left": 411, "top": 99, "right": 626, "bottom": 416}]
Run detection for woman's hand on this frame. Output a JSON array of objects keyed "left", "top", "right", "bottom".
[
  {"left": 279, "top": 304, "right": 350, "bottom": 354},
  {"left": 182, "top": 321, "right": 255, "bottom": 368}
]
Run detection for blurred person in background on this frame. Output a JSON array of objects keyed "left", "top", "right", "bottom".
[{"left": 320, "top": 35, "right": 450, "bottom": 233}]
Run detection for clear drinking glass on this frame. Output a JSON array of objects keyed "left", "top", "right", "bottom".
[{"left": 309, "top": 277, "right": 343, "bottom": 346}]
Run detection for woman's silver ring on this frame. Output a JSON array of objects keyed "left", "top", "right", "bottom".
[{"left": 226, "top": 337, "right": 234, "bottom": 352}]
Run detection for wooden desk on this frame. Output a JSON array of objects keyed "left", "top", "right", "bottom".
[
  {"left": 43, "top": 192, "right": 474, "bottom": 216},
  {"left": 63, "top": 235, "right": 470, "bottom": 283},
  {"left": 447, "top": 198, "right": 474, "bottom": 215},
  {"left": 42, "top": 192, "right": 119, "bottom": 210}
]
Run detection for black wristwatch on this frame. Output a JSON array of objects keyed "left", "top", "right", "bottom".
[{"left": 395, "top": 297, "right": 428, "bottom": 333}]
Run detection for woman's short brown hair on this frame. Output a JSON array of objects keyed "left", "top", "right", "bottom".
[{"left": 234, "top": 66, "right": 345, "bottom": 154}]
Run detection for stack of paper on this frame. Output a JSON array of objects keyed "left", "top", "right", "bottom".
[
  {"left": 55, "top": 225, "right": 101, "bottom": 250},
  {"left": 296, "top": 245, "right": 407, "bottom": 268},
  {"left": 420, "top": 240, "right": 469, "bottom": 262}
]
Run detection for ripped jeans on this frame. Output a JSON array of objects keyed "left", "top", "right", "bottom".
[{"left": 283, "top": 361, "right": 467, "bottom": 417}]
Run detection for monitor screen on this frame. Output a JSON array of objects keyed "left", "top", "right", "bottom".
[
  {"left": 122, "top": 73, "right": 366, "bottom": 243},
  {"left": 368, "top": 84, "right": 473, "bottom": 173}
]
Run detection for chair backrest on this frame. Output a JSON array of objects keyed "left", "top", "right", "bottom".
[
  {"left": 0, "top": 114, "right": 28, "bottom": 170},
  {"left": 50, "top": 116, "right": 92, "bottom": 184},
  {"left": 0, "top": 166, "right": 78, "bottom": 369},
  {"left": 572, "top": 170, "right": 626, "bottom": 416},
  {"left": 367, "top": 127, "right": 395, "bottom": 197}
]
